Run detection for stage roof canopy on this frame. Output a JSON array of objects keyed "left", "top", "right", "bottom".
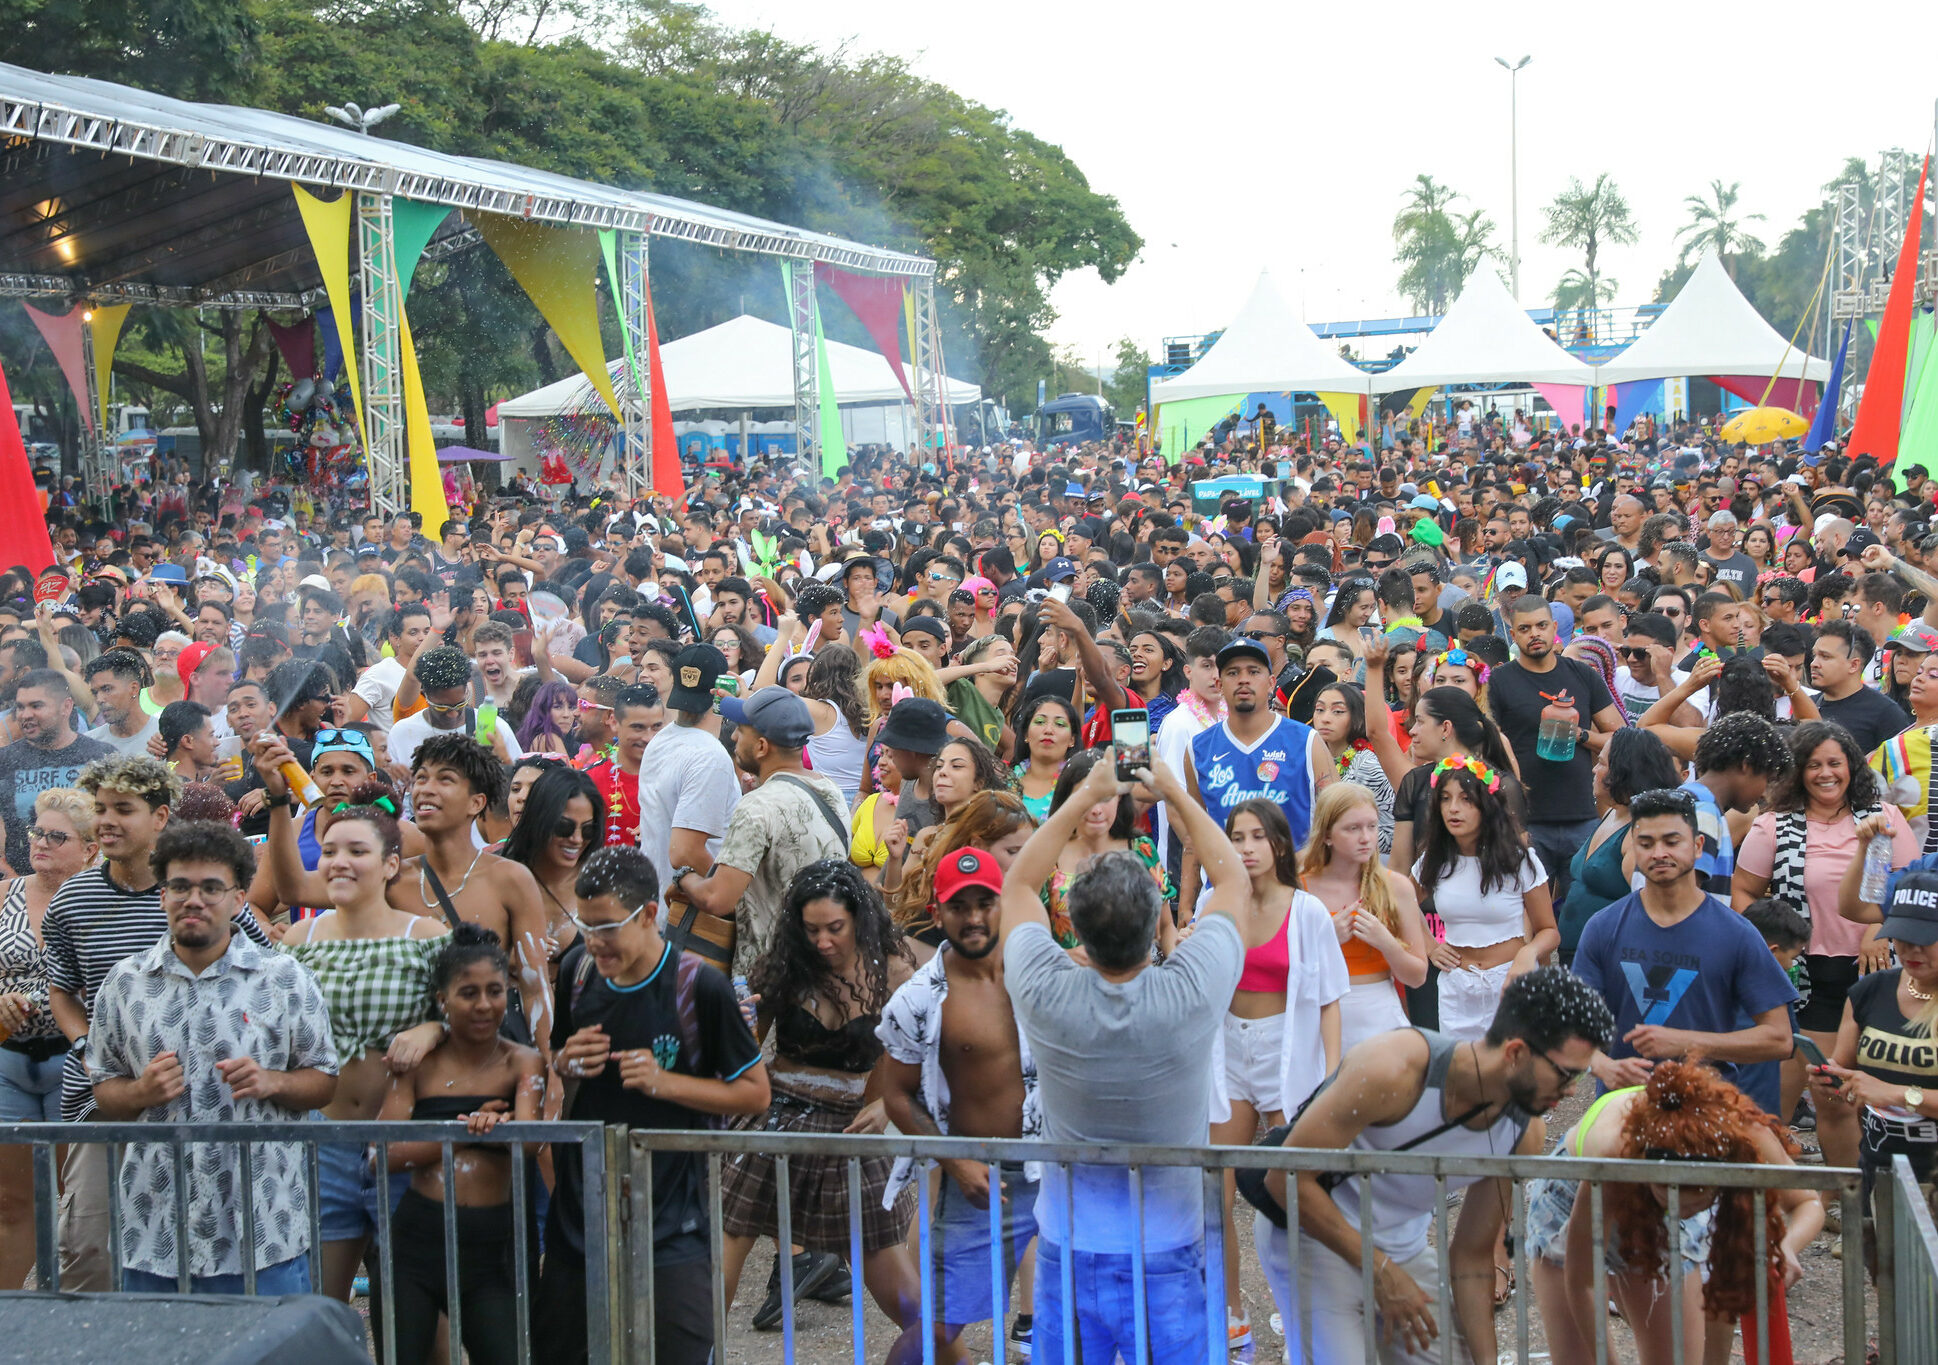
[{"left": 0, "top": 62, "right": 933, "bottom": 311}]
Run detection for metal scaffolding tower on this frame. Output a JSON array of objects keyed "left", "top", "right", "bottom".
[
  {"left": 77, "top": 316, "right": 114, "bottom": 510},
  {"left": 910, "top": 276, "right": 955, "bottom": 461},
  {"left": 356, "top": 191, "right": 408, "bottom": 518},
  {"left": 615, "top": 228, "right": 652, "bottom": 501},
  {"left": 787, "top": 261, "right": 821, "bottom": 466}
]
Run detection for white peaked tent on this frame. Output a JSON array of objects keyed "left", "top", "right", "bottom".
[
  {"left": 1594, "top": 252, "right": 1830, "bottom": 385},
  {"left": 494, "top": 313, "right": 980, "bottom": 417},
  {"left": 1373, "top": 270, "right": 1595, "bottom": 392},
  {"left": 1149, "top": 271, "right": 1372, "bottom": 400}
]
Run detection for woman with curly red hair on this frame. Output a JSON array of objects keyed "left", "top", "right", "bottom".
[{"left": 1525, "top": 1060, "right": 1821, "bottom": 1365}]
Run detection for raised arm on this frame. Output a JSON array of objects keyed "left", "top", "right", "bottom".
[
  {"left": 1359, "top": 635, "right": 1413, "bottom": 788},
  {"left": 1040, "top": 596, "right": 1127, "bottom": 714},
  {"left": 250, "top": 735, "right": 332, "bottom": 908},
  {"left": 1144, "top": 756, "right": 1255, "bottom": 942}
]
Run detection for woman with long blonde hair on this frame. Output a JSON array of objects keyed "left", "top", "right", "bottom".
[{"left": 1299, "top": 782, "right": 1430, "bottom": 1051}]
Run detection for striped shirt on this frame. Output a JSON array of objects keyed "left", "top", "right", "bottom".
[{"left": 41, "top": 865, "right": 272, "bottom": 1121}]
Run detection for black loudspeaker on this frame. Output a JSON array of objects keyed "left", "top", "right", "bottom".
[{"left": 0, "top": 1291, "right": 370, "bottom": 1364}]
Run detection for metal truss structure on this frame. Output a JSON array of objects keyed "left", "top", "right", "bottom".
[
  {"left": 0, "top": 61, "right": 945, "bottom": 507},
  {"left": 910, "top": 276, "right": 956, "bottom": 460},
  {"left": 787, "top": 261, "right": 821, "bottom": 467},
  {"left": 615, "top": 229, "right": 652, "bottom": 502}
]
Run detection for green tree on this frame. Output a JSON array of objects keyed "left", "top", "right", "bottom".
[
  {"left": 1676, "top": 179, "right": 1765, "bottom": 279},
  {"left": 1102, "top": 337, "right": 1151, "bottom": 416},
  {"left": 1538, "top": 173, "right": 1639, "bottom": 314},
  {"left": 1552, "top": 267, "right": 1618, "bottom": 311},
  {"left": 0, "top": 0, "right": 258, "bottom": 99},
  {"left": 1392, "top": 176, "right": 1495, "bottom": 313}
]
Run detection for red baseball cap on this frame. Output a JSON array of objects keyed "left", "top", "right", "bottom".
[
  {"left": 933, "top": 848, "right": 1005, "bottom": 906},
  {"left": 175, "top": 641, "right": 218, "bottom": 687}
]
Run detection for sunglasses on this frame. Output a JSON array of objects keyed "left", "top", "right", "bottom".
[
  {"left": 26, "top": 825, "right": 72, "bottom": 848},
  {"left": 1617, "top": 645, "right": 1654, "bottom": 660},
  {"left": 553, "top": 817, "right": 600, "bottom": 843}
]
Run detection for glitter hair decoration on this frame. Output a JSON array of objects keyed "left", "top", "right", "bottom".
[
  {"left": 1429, "top": 752, "right": 1502, "bottom": 795},
  {"left": 1432, "top": 647, "right": 1491, "bottom": 687}
]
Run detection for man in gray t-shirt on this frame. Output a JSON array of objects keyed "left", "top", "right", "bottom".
[
  {"left": 1698, "top": 510, "right": 1758, "bottom": 594},
  {"left": 1001, "top": 753, "right": 1260, "bottom": 1365}
]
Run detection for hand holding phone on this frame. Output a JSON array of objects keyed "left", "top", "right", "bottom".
[
  {"left": 1111, "top": 710, "right": 1151, "bottom": 783},
  {"left": 1793, "top": 1032, "right": 1842, "bottom": 1088}
]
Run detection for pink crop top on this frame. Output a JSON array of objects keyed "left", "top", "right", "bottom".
[{"left": 1236, "top": 904, "right": 1293, "bottom": 993}]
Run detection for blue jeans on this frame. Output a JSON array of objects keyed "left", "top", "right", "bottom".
[
  {"left": 0, "top": 1044, "right": 63, "bottom": 1121},
  {"left": 1034, "top": 1239, "right": 1209, "bottom": 1365},
  {"left": 122, "top": 1253, "right": 311, "bottom": 1295},
  {"left": 1530, "top": 817, "right": 1601, "bottom": 914}
]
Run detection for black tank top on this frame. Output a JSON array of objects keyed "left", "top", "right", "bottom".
[{"left": 774, "top": 1003, "right": 883, "bottom": 1074}]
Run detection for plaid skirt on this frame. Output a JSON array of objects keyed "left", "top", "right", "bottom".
[{"left": 718, "top": 1085, "right": 915, "bottom": 1253}]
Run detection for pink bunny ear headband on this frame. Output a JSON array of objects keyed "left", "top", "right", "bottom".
[{"left": 891, "top": 683, "right": 914, "bottom": 705}]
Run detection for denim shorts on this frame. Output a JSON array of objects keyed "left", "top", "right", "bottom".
[
  {"left": 1524, "top": 1175, "right": 1712, "bottom": 1274},
  {"left": 121, "top": 1253, "right": 312, "bottom": 1296},
  {"left": 932, "top": 1163, "right": 1038, "bottom": 1328},
  {"left": 0, "top": 1043, "right": 63, "bottom": 1122},
  {"left": 314, "top": 1127, "right": 412, "bottom": 1243}
]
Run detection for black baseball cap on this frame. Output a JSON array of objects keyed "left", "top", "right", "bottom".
[
  {"left": 1879, "top": 870, "right": 1938, "bottom": 946},
  {"left": 667, "top": 644, "right": 728, "bottom": 711}
]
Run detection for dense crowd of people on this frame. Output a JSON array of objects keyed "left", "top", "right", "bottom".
[{"left": 2, "top": 412, "right": 1934, "bottom": 1363}]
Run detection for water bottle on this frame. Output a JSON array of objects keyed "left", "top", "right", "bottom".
[
  {"left": 1535, "top": 692, "right": 1579, "bottom": 763},
  {"left": 1861, "top": 834, "right": 1893, "bottom": 904}
]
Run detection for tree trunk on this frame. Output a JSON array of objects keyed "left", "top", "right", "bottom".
[
  {"left": 242, "top": 346, "right": 283, "bottom": 475},
  {"left": 203, "top": 313, "right": 276, "bottom": 480},
  {"left": 529, "top": 326, "right": 560, "bottom": 386},
  {"left": 461, "top": 376, "right": 488, "bottom": 448}
]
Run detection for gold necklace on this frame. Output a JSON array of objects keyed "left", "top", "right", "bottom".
[{"left": 1907, "top": 976, "right": 1933, "bottom": 1002}]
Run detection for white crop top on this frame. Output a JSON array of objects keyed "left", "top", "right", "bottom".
[{"left": 1413, "top": 848, "right": 1547, "bottom": 948}]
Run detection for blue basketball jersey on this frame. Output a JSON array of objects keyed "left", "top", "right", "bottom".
[{"left": 1190, "top": 716, "right": 1321, "bottom": 847}]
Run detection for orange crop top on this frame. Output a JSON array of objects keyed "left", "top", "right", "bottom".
[{"left": 1341, "top": 931, "right": 1390, "bottom": 977}]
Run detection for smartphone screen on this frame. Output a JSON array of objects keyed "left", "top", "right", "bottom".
[
  {"left": 1112, "top": 710, "right": 1151, "bottom": 781},
  {"left": 1048, "top": 582, "right": 1073, "bottom": 604}
]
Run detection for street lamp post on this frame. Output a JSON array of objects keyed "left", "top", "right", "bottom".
[
  {"left": 323, "top": 101, "right": 402, "bottom": 135},
  {"left": 1493, "top": 55, "right": 1531, "bottom": 301}
]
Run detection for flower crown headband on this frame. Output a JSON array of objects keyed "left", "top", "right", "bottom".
[
  {"left": 1432, "top": 647, "right": 1491, "bottom": 687},
  {"left": 1429, "top": 752, "right": 1502, "bottom": 795}
]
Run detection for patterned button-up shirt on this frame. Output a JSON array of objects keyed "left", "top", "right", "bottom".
[
  {"left": 875, "top": 946, "right": 1042, "bottom": 1206},
  {"left": 87, "top": 930, "right": 338, "bottom": 1278}
]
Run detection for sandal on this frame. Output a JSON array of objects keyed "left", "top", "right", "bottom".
[{"left": 1493, "top": 1259, "right": 1515, "bottom": 1307}]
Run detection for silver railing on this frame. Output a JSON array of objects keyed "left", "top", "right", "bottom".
[
  {"left": 1884, "top": 1153, "right": 1938, "bottom": 1362},
  {"left": 627, "top": 1129, "right": 1876, "bottom": 1365},
  {"left": 0, "top": 1120, "right": 624, "bottom": 1365}
]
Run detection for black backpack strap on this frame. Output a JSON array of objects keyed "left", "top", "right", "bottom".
[{"left": 418, "top": 859, "right": 465, "bottom": 932}]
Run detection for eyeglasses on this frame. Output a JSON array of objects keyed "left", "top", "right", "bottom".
[
  {"left": 1534, "top": 1051, "right": 1589, "bottom": 1088},
  {"left": 26, "top": 826, "right": 71, "bottom": 847},
  {"left": 163, "top": 877, "right": 238, "bottom": 901},
  {"left": 567, "top": 904, "right": 647, "bottom": 937},
  {"left": 553, "top": 817, "right": 600, "bottom": 843},
  {"left": 423, "top": 696, "right": 466, "bottom": 713}
]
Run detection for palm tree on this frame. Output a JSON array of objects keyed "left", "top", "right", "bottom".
[
  {"left": 1393, "top": 175, "right": 1489, "bottom": 314},
  {"left": 1676, "top": 179, "right": 1765, "bottom": 278},
  {"left": 1451, "top": 209, "right": 1498, "bottom": 292},
  {"left": 1552, "top": 267, "right": 1618, "bottom": 311},
  {"left": 1538, "top": 173, "right": 1640, "bottom": 311}
]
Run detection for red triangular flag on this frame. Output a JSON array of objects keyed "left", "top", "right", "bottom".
[
  {"left": 0, "top": 358, "right": 60, "bottom": 573},
  {"left": 643, "top": 285, "right": 681, "bottom": 496},
  {"left": 1847, "top": 155, "right": 1928, "bottom": 464},
  {"left": 817, "top": 263, "right": 914, "bottom": 402}
]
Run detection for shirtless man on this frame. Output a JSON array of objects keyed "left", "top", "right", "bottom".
[
  {"left": 878, "top": 848, "right": 1039, "bottom": 1363},
  {"left": 252, "top": 731, "right": 554, "bottom": 1073}
]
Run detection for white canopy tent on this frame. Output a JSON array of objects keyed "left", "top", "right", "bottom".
[
  {"left": 1593, "top": 252, "right": 1830, "bottom": 385},
  {"left": 1149, "top": 271, "right": 1372, "bottom": 401},
  {"left": 1373, "top": 270, "right": 1595, "bottom": 392},
  {"left": 494, "top": 313, "right": 979, "bottom": 416}
]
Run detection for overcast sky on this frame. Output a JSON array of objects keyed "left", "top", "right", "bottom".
[{"left": 707, "top": 0, "right": 1935, "bottom": 366}]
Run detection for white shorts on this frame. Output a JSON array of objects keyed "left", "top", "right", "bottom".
[
  {"left": 1339, "top": 978, "right": 1410, "bottom": 1056},
  {"left": 1222, "top": 1010, "right": 1286, "bottom": 1116},
  {"left": 1438, "top": 960, "right": 1514, "bottom": 1042}
]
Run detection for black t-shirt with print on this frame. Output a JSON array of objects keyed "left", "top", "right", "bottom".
[
  {"left": 1488, "top": 657, "right": 1613, "bottom": 825},
  {"left": 1845, "top": 967, "right": 1938, "bottom": 1171},
  {"left": 546, "top": 941, "right": 761, "bottom": 1262}
]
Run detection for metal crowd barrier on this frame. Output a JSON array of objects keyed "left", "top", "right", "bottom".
[
  {"left": 0, "top": 1119, "right": 624, "bottom": 1365},
  {"left": 627, "top": 1128, "right": 1880, "bottom": 1365},
  {"left": 1886, "top": 1153, "right": 1938, "bottom": 1362}
]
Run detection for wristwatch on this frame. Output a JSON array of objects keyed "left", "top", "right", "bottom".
[
  {"left": 265, "top": 791, "right": 292, "bottom": 809},
  {"left": 69, "top": 1033, "right": 87, "bottom": 1056},
  {"left": 1906, "top": 1085, "right": 1926, "bottom": 1110},
  {"left": 668, "top": 866, "right": 695, "bottom": 898}
]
